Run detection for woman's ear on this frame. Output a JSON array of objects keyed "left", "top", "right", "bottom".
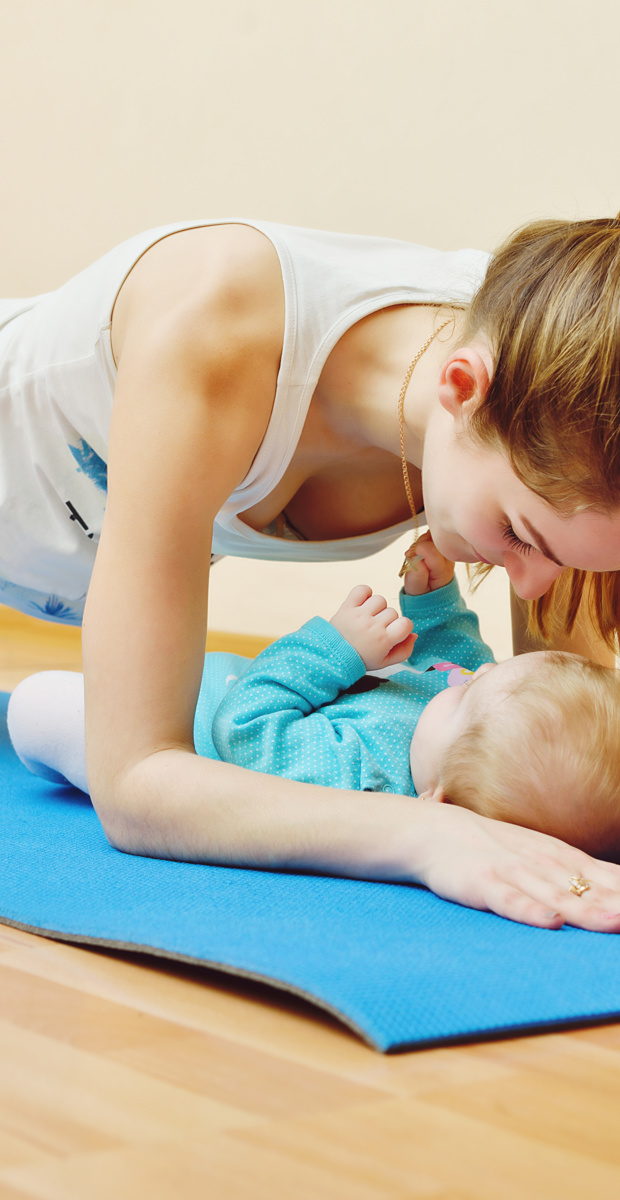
[{"left": 437, "top": 346, "right": 492, "bottom": 419}]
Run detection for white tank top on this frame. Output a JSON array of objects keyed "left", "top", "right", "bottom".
[{"left": 0, "top": 220, "right": 490, "bottom": 623}]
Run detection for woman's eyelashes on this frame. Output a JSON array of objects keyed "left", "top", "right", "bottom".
[{"left": 501, "top": 523, "right": 535, "bottom": 556}]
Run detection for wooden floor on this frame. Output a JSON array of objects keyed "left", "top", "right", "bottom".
[{"left": 1, "top": 609, "right": 620, "bottom": 1199}]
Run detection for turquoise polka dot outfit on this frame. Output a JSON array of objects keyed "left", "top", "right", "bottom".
[{"left": 194, "top": 578, "right": 495, "bottom": 795}]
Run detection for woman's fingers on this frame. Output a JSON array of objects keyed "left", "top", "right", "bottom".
[
  {"left": 572, "top": 853, "right": 620, "bottom": 889},
  {"left": 562, "top": 902, "right": 620, "bottom": 932},
  {"left": 480, "top": 857, "right": 620, "bottom": 931},
  {"left": 478, "top": 880, "right": 565, "bottom": 929},
  {"left": 451, "top": 865, "right": 620, "bottom": 931},
  {"left": 418, "top": 803, "right": 620, "bottom": 933},
  {"left": 521, "top": 874, "right": 620, "bottom": 932}
]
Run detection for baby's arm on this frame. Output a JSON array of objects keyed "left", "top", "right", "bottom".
[
  {"left": 7, "top": 589, "right": 414, "bottom": 796},
  {"left": 399, "top": 533, "right": 495, "bottom": 672},
  {"left": 212, "top": 591, "right": 414, "bottom": 787},
  {"left": 211, "top": 617, "right": 369, "bottom": 786}
]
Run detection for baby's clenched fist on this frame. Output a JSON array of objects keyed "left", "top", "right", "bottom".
[{"left": 330, "top": 585, "right": 416, "bottom": 670}]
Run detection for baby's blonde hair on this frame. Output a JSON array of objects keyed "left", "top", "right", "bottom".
[{"left": 440, "top": 653, "right": 620, "bottom": 861}]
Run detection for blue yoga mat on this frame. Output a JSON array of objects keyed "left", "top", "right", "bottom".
[{"left": 1, "top": 693, "right": 619, "bottom": 1052}]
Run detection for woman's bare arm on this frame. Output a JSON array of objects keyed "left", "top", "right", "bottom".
[
  {"left": 83, "top": 226, "right": 286, "bottom": 831},
  {"left": 82, "top": 226, "right": 620, "bottom": 932}
]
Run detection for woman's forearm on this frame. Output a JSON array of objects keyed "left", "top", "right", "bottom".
[
  {"left": 91, "top": 743, "right": 620, "bottom": 935},
  {"left": 94, "top": 746, "right": 427, "bottom": 879}
]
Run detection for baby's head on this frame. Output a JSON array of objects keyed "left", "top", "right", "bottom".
[{"left": 410, "top": 651, "right": 620, "bottom": 860}]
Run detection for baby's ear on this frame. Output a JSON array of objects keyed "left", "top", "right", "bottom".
[{"left": 421, "top": 785, "right": 451, "bottom": 804}]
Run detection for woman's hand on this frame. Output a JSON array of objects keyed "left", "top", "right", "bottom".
[
  {"left": 402, "top": 531, "right": 455, "bottom": 595},
  {"left": 413, "top": 797, "right": 620, "bottom": 931}
]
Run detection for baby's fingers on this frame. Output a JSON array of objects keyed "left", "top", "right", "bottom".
[
  {"left": 362, "top": 593, "right": 388, "bottom": 616},
  {"left": 382, "top": 614, "right": 413, "bottom": 645},
  {"left": 402, "top": 557, "right": 430, "bottom": 596},
  {"left": 341, "top": 585, "right": 373, "bottom": 609},
  {"left": 373, "top": 605, "right": 399, "bottom": 627},
  {"left": 381, "top": 632, "right": 417, "bottom": 667},
  {"left": 380, "top": 616, "right": 416, "bottom": 666},
  {"left": 404, "top": 531, "right": 454, "bottom": 591}
]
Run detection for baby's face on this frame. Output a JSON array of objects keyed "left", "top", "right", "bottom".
[{"left": 409, "top": 651, "right": 550, "bottom": 796}]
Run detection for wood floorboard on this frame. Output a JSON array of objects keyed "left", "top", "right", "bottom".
[{"left": 1, "top": 604, "right": 620, "bottom": 1198}]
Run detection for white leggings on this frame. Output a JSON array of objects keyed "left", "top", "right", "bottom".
[{"left": 7, "top": 671, "right": 89, "bottom": 794}]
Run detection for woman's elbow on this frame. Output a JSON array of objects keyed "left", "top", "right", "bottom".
[
  {"left": 86, "top": 755, "right": 169, "bottom": 856},
  {"left": 88, "top": 776, "right": 149, "bottom": 854},
  {"left": 86, "top": 745, "right": 220, "bottom": 861}
]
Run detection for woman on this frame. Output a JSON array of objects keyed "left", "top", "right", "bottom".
[{"left": 4, "top": 215, "right": 620, "bottom": 930}]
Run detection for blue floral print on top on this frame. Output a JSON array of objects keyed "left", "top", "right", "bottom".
[
  {"left": 0, "top": 579, "right": 85, "bottom": 626},
  {"left": 68, "top": 440, "right": 108, "bottom": 491}
]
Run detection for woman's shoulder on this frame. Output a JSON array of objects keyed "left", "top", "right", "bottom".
[{"left": 111, "top": 223, "right": 285, "bottom": 369}]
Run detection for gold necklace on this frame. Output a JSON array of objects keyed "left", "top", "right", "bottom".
[{"left": 397, "top": 317, "right": 451, "bottom": 578}]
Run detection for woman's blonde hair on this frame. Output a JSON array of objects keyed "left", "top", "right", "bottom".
[
  {"left": 464, "top": 216, "right": 620, "bottom": 647},
  {"left": 440, "top": 652, "right": 620, "bottom": 861}
]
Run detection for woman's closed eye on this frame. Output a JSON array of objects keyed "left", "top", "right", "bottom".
[{"left": 502, "top": 523, "right": 535, "bottom": 556}]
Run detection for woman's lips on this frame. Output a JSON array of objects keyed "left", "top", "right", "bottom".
[{"left": 473, "top": 549, "right": 492, "bottom": 565}]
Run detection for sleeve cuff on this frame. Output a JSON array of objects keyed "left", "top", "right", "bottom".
[
  {"left": 399, "top": 575, "right": 462, "bottom": 618},
  {"left": 302, "top": 616, "right": 368, "bottom": 685}
]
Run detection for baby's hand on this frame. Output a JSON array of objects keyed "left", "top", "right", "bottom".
[
  {"left": 401, "top": 531, "right": 455, "bottom": 595},
  {"left": 330, "top": 586, "right": 416, "bottom": 670}
]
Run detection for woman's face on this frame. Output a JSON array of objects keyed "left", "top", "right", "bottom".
[{"left": 421, "top": 405, "right": 620, "bottom": 600}]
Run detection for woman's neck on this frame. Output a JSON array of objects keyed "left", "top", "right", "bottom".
[{"left": 315, "top": 304, "right": 466, "bottom": 469}]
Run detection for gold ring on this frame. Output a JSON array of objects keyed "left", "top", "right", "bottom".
[
  {"left": 568, "top": 875, "right": 592, "bottom": 897},
  {"left": 399, "top": 554, "right": 423, "bottom": 578}
]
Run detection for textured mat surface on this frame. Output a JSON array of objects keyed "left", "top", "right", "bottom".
[{"left": 1, "top": 693, "right": 619, "bottom": 1052}]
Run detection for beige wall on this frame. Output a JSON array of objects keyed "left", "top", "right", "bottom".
[{"left": 1, "top": 0, "right": 617, "bottom": 653}]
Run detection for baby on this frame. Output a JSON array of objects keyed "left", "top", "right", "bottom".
[{"left": 8, "top": 534, "right": 620, "bottom": 860}]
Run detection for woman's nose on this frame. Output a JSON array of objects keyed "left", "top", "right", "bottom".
[{"left": 503, "top": 551, "right": 565, "bottom": 600}]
